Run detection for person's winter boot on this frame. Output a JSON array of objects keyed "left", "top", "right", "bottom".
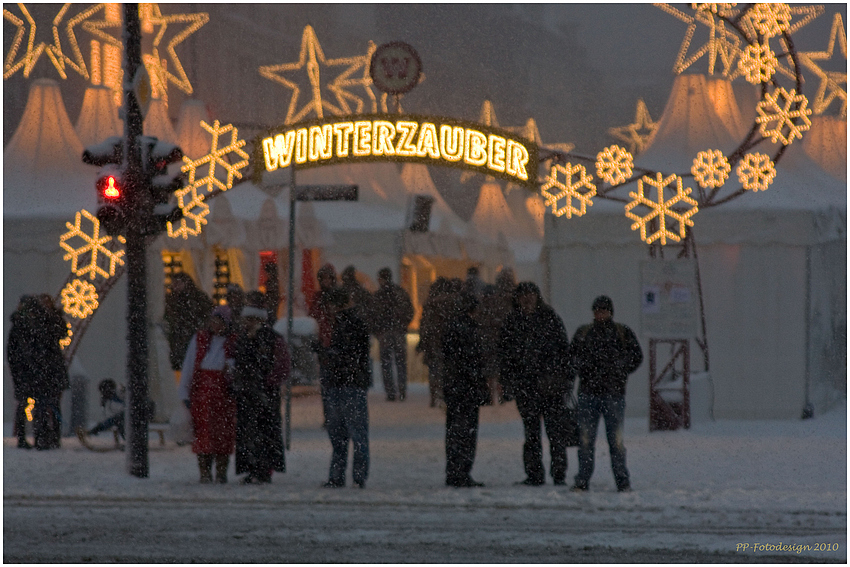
[
  {"left": 215, "top": 454, "right": 229, "bottom": 484},
  {"left": 198, "top": 454, "right": 213, "bottom": 483}
]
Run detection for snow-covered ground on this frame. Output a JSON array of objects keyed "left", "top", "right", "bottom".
[{"left": 4, "top": 383, "right": 846, "bottom": 563}]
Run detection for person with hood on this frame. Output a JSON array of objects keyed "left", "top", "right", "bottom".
[
  {"left": 570, "top": 295, "right": 643, "bottom": 493},
  {"left": 322, "top": 288, "right": 372, "bottom": 488},
  {"left": 442, "top": 293, "right": 488, "bottom": 488},
  {"left": 178, "top": 306, "right": 237, "bottom": 483},
  {"left": 230, "top": 296, "right": 290, "bottom": 484},
  {"left": 164, "top": 273, "right": 214, "bottom": 377},
  {"left": 499, "top": 282, "right": 572, "bottom": 486},
  {"left": 371, "top": 267, "right": 414, "bottom": 401}
]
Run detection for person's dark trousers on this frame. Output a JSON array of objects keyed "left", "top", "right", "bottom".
[
  {"left": 319, "top": 364, "right": 331, "bottom": 427},
  {"left": 89, "top": 412, "right": 125, "bottom": 438},
  {"left": 14, "top": 398, "right": 29, "bottom": 445},
  {"left": 326, "top": 386, "right": 369, "bottom": 486},
  {"left": 574, "top": 393, "right": 630, "bottom": 490},
  {"left": 445, "top": 399, "right": 479, "bottom": 484},
  {"left": 33, "top": 397, "right": 62, "bottom": 450},
  {"left": 516, "top": 392, "right": 568, "bottom": 484},
  {"left": 379, "top": 332, "right": 407, "bottom": 399}
]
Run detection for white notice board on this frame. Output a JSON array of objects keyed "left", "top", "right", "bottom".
[{"left": 639, "top": 259, "right": 698, "bottom": 337}]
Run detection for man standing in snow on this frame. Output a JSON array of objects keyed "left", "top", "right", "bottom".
[
  {"left": 370, "top": 267, "right": 414, "bottom": 401},
  {"left": 570, "top": 295, "right": 643, "bottom": 493},
  {"left": 442, "top": 293, "right": 487, "bottom": 487},
  {"left": 323, "top": 288, "right": 372, "bottom": 488},
  {"left": 499, "top": 282, "right": 572, "bottom": 486}
]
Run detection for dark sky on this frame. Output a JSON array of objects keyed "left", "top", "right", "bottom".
[{"left": 4, "top": 4, "right": 845, "bottom": 162}]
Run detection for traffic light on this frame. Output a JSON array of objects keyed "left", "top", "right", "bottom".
[
  {"left": 139, "top": 136, "right": 185, "bottom": 235},
  {"left": 95, "top": 165, "right": 127, "bottom": 236},
  {"left": 84, "top": 137, "right": 127, "bottom": 236}
]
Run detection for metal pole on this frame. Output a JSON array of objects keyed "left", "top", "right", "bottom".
[
  {"left": 285, "top": 166, "right": 296, "bottom": 450},
  {"left": 123, "top": 3, "right": 149, "bottom": 477}
]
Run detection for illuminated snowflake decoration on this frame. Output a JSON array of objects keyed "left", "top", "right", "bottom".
[
  {"left": 625, "top": 173, "right": 699, "bottom": 245},
  {"left": 690, "top": 4, "right": 738, "bottom": 16},
  {"left": 59, "top": 209, "right": 126, "bottom": 280},
  {"left": 59, "top": 322, "right": 72, "bottom": 350},
  {"left": 168, "top": 120, "right": 247, "bottom": 240},
  {"left": 746, "top": 3, "right": 792, "bottom": 38},
  {"left": 756, "top": 87, "right": 812, "bottom": 145},
  {"left": 691, "top": 149, "right": 731, "bottom": 189},
  {"left": 738, "top": 42, "right": 777, "bottom": 84},
  {"left": 168, "top": 185, "right": 210, "bottom": 240},
  {"left": 736, "top": 152, "right": 776, "bottom": 191},
  {"left": 181, "top": 120, "right": 250, "bottom": 195},
  {"left": 60, "top": 279, "right": 99, "bottom": 319},
  {"left": 540, "top": 162, "right": 597, "bottom": 218},
  {"left": 596, "top": 145, "right": 634, "bottom": 185}
]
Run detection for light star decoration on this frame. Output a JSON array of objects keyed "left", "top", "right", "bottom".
[
  {"left": 539, "top": 162, "right": 597, "bottom": 218},
  {"left": 796, "top": 13, "right": 847, "bottom": 117},
  {"left": 608, "top": 99, "right": 658, "bottom": 155},
  {"left": 259, "top": 25, "right": 379, "bottom": 125},
  {"left": 3, "top": 3, "right": 102, "bottom": 80},
  {"left": 625, "top": 173, "right": 699, "bottom": 245},
  {"left": 656, "top": 3, "right": 742, "bottom": 76},
  {"left": 82, "top": 3, "right": 208, "bottom": 97}
]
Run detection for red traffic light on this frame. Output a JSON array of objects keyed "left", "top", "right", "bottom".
[{"left": 97, "top": 174, "right": 122, "bottom": 200}]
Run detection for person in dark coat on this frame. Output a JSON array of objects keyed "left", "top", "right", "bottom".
[
  {"left": 499, "top": 282, "right": 572, "bottom": 486},
  {"left": 371, "top": 267, "right": 414, "bottom": 401},
  {"left": 164, "top": 273, "right": 214, "bottom": 374},
  {"left": 7, "top": 296, "right": 40, "bottom": 449},
  {"left": 309, "top": 263, "right": 338, "bottom": 427},
  {"left": 416, "top": 277, "right": 455, "bottom": 408},
  {"left": 230, "top": 301, "right": 290, "bottom": 484},
  {"left": 340, "top": 265, "right": 372, "bottom": 322},
  {"left": 7, "top": 295, "right": 70, "bottom": 450},
  {"left": 322, "top": 288, "right": 372, "bottom": 488},
  {"left": 442, "top": 293, "right": 488, "bottom": 488},
  {"left": 478, "top": 268, "right": 516, "bottom": 405},
  {"left": 570, "top": 295, "right": 643, "bottom": 493}
]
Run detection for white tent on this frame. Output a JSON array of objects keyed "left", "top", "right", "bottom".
[{"left": 543, "top": 74, "right": 846, "bottom": 420}]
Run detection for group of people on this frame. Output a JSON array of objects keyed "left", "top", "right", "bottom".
[
  {"left": 173, "top": 281, "right": 289, "bottom": 485},
  {"left": 420, "top": 268, "right": 643, "bottom": 492},
  {"left": 7, "top": 294, "right": 69, "bottom": 450}
]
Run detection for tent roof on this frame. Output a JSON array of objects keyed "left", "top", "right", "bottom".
[
  {"left": 75, "top": 85, "right": 121, "bottom": 148},
  {"left": 144, "top": 98, "right": 178, "bottom": 142},
  {"left": 4, "top": 79, "right": 98, "bottom": 219},
  {"left": 637, "top": 74, "right": 742, "bottom": 171}
]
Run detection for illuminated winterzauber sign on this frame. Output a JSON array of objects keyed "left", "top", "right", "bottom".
[{"left": 256, "top": 114, "right": 539, "bottom": 187}]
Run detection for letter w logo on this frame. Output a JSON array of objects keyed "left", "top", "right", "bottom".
[{"left": 380, "top": 56, "right": 410, "bottom": 79}]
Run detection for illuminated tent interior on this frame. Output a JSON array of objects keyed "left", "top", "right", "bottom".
[{"left": 543, "top": 73, "right": 846, "bottom": 420}]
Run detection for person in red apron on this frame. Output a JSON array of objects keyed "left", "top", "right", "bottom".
[{"left": 179, "top": 306, "right": 236, "bottom": 483}]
